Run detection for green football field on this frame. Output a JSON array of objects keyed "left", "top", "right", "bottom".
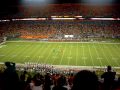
[{"left": 0, "top": 41, "right": 120, "bottom": 67}]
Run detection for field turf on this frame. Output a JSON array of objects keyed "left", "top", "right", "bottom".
[{"left": 0, "top": 41, "right": 120, "bottom": 67}]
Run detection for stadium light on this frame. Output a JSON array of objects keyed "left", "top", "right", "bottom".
[
  {"left": 90, "top": 18, "right": 117, "bottom": 20},
  {"left": 51, "top": 18, "right": 76, "bottom": 20},
  {"left": 81, "top": 0, "right": 113, "bottom": 5},
  {"left": 22, "top": 0, "right": 54, "bottom": 6}
]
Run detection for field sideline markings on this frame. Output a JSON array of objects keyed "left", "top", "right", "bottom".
[
  {"left": 25, "top": 42, "right": 41, "bottom": 63},
  {"left": 34, "top": 43, "right": 48, "bottom": 64},
  {"left": 59, "top": 43, "right": 66, "bottom": 65},
  {"left": 5, "top": 43, "right": 22, "bottom": 62},
  {"left": 3, "top": 41, "right": 120, "bottom": 66},
  {"left": 10, "top": 43, "right": 29, "bottom": 63},
  {"left": 88, "top": 44, "right": 94, "bottom": 66},
  {"left": 82, "top": 43, "right": 86, "bottom": 66},
  {"left": 50, "top": 43, "right": 61, "bottom": 65},
  {"left": 110, "top": 45, "right": 120, "bottom": 66},
  {"left": 35, "top": 43, "right": 50, "bottom": 64},
  {"left": 6, "top": 41, "right": 120, "bottom": 44},
  {"left": 0, "top": 42, "right": 6, "bottom": 45},
  {"left": 20, "top": 43, "right": 29, "bottom": 62},
  {"left": 0, "top": 45, "right": 6, "bottom": 48},
  {"left": 18, "top": 43, "right": 29, "bottom": 63},
  {"left": 30, "top": 43, "right": 42, "bottom": 63},
  {"left": 107, "top": 45, "right": 119, "bottom": 66},
  {"left": 0, "top": 42, "right": 21, "bottom": 62},
  {"left": 114, "top": 45, "right": 120, "bottom": 65},
  {"left": 0, "top": 44, "right": 12, "bottom": 61},
  {"left": 36, "top": 43, "right": 46, "bottom": 63},
  {"left": 13, "top": 44, "right": 27, "bottom": 63},
  {"left": 21, "top": 43, "right": 34, "bottom": 63},
  {"left": 68, "top": 43, "right": 72, "bottom": 65},
  {"left": 93, "top": 43, "right": 103, "bottom": 66},
  {"left": 104, "top": 45, "right": 118, "bottom": 66},
  {"left": 44, "top": 44, "right": 54, "bottom": 64},
  {"left": 76, "top": 42, "right": 78, "bottom": 66},
  {"left": 100, "top": 44, "right": 111, "bottom": 65},
  {"left": 44, "top": 43, "right": 54, "bottom": 64}
]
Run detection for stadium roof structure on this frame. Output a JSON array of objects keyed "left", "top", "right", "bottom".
[{"left": 0, "top": 0, "right": 120, "bottom": 19}]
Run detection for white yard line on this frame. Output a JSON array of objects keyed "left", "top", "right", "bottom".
[
  {"left": 43, "top": 44, "right": 53, "bottom": 64},
  {"left": 0, "top": 42, "right": 6, "bottom": 45},
  {"left": 7, "top": 41, "right": 120, "bottom": 44},
  {"left": 93, "top": 43, "right": 103, "bottom": 66},
  {"left": 68, "top": 43, "right": 72, "bottom": 65},
  {"left": 50, "top": 43, "right": 60, "bottom": 65},
  {"left": 14, "top": 43, "right": 31, "bottom": 63},
  {"left": 59, "top": 44, "right": 66, "bottom": 65},
  {"left": 82, "top": 43, "right": 86, "bottom": 66},
  {"left": 1, "top": 44, "right": 19, "bottom": 62},
  {"left": 76, "top": 42, "right": 78, "bottom": 66},
  {"left": 104, "top": 45, "right": 119, "bottom": 66},
  {"left": 99, "top": 44, "right": 111, "bottom": 65},
  {"left": 12, "top": 45, "right": 26, "bottom": 63},
  {"left": 88, "top": 44, "right": 94, "bottom": 66},
  {"left": 39, "top": 43, "right": 51, "bottom": 64},
  {"left": 109, "top": 45, "right": 120, "bottom": 66},
  {"left": 113, "top": 45, "right": 120, "bottom": 65},
  {"left": 22, "top": 43, "right": 37, "bottom": 63},
  {"left": 36, "top": 44, "right": 45, "bottom": 63}
]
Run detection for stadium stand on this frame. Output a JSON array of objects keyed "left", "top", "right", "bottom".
[
  {"left": 0, "top": 20, "right": 120, "bottom": 41},
  {"left": 0, "top": 3, "right": 120, "bottom": 90},
  {"left": 0, "top": 62, "right": 120, "bottom": 90}
]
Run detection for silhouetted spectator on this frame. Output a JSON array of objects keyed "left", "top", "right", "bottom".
[
  {"left": 0, "top": 70, "right": 3, "bottom": 90},
  {"left": 52, "top": 75, "right": 68, "bottom": 90},
  {"left": 30, "top": 73, "right": 43, "bottom": 90},
  {"left": 112, "top": 77, "right": 120, "bottom": 90},
  {"left": 44, "top": 73, "right": 52, "bottom": 90},
  {"left": 2, "top": 62, "right": 19, "bottom": 90},
  {"left": 25, "top": 74, "right": 32, "bottom": 90},
  {"left": 68, "top": 73, "right": 74, "bottom": 88},
  {"left": 101, "top": 66, "right": 116, "bottom": 90},
  {"left": 19, "top": 71, "right": 27, "bottom": 90},
  {"left": 71, "top": 70, "right": 99, "bottom": 90}
]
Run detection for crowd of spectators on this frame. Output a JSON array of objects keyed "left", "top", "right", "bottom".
[
  {"left": 1, "top": 62, "right": 120, "bottom": 90},
  {"left": 0, "top": 20, "right": 120, "bottom": 40}
]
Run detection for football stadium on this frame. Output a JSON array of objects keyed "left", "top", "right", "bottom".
[{"left": 0, "top": 0, "right": 120, "bottom": 90}]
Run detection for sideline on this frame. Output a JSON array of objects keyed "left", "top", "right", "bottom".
[{"left": 6, "top": 40, "right": 120, "bottom": 44}]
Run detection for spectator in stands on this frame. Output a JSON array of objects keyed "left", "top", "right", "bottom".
[
  {"left": 0, "top": 70, "right": 3, "bottom": 90},
  {"left": 114, "top": 77, "right": 120, "bottom": 90},
  {"left": 101, "top": 65, "right": 116, "bottom": 90},
  {"left": 29, "top": 73, "right": 43, "bottom": 90},
  {"left": 52, "top": 75, "right": 68, "bottom": 90},
  {"left": 25, "top": 74, "right": 32, "bottom": 90},
  {"left": 19, "top": 71, "right": 27, "bottom": 90},
  {"left": 71, "top": 70, "right": 99, "bottom": 90},
  {"left": 68, "top": 73, "right": 74, "bottom": 88},
  {"left": 44, "top": 72, "right": 52, "bottom": 90},
  {"left": 2, "top": 62, "right": 19, "bottom": 90}
]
